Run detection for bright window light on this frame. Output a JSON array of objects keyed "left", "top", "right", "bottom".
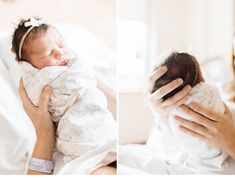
[{"left": 118, "top": 18, "right": 148, "bottom": 91}]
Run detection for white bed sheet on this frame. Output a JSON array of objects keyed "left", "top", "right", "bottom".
[
  {"left": 119, "top": 138, "right": 235, "bottom": 175},
  {"left": 118, "top": 144, "right": 174, "bottom": 175}
]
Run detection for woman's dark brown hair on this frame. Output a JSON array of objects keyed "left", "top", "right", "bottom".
[
  {"left": 152, "top": 52, "right": 204, "bottom": 101},
  {"left": 12, "top": 17, "right": 49, "bottom": 62}
]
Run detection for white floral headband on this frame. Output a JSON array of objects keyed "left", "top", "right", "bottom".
[{"left": 18, "top": 17, "right": 45, "bottom": 59}]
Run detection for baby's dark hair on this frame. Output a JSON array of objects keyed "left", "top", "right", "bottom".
[
  {"left": 12, "top": 17, "right": 50, "bottom": 62},
  {"left": 152, "top": 52, "right": 204, "bottom": 101}
]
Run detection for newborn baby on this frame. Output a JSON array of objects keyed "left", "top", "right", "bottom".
[
  {"left": 151, "top": 52, "right": 228, "bottom": 172},
  {"left": 11, "top": 17, "right": 116, "bottom": 172}
]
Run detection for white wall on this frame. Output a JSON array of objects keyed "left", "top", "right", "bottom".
[
  {"left": 0, "top": 0, "right": 116, "bottom": 49},
  {"left": 119, "top": 92, "right": 154, "bottom": 144},
  {"left": 118, "top": 0, "right": 148, "bottom": 21},
  {"left": 148, "top": 0, "right": 234, "bottom": 71}
]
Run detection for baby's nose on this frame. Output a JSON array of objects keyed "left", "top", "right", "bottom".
[{"left": 55, "top": 48, "right": 64, "bottom": 59}]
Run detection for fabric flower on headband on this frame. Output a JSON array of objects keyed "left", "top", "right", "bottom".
[{"left": 24, "top": 17, "right": 45, "bottom": 27}]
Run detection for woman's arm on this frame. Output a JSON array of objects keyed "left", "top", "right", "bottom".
[
  {"left": 175, "top": 103, "right": 235, "bottom": 159},
  {"left": 97, "top": 80, "right": 117, "bottom": 119},
  {"left": 19, "top": 79, "right": 55, "bottom": 174}
]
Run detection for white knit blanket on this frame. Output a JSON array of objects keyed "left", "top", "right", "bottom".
[
  {"left": 20, "top": 58, "right": 116, "bottom": 173},
  {"left": 169, "top": 82, "right": 228, "bottom": 172}
]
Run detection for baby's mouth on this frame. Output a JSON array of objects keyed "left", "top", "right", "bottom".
[{"left": 59, "top": 58, "right": 69, "bottom": 66}]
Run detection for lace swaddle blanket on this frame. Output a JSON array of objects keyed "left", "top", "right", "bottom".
[
  {"left": 20, "top": 58, "right": 116, "bottom": 160},
  {"left": 169, "top": 82, "right": 228, "bottom": 172}
]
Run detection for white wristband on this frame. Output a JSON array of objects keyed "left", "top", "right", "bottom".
[{"left": 29, "top": 157, "right": 54, "bottom": 174}]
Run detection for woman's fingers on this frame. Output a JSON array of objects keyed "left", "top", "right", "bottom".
[
  {"left": 178, "top": 124, "right": 206, "bottom": 141},
  {"left": 175, "top": 94, "right": 191, "bottom": 107},
  {"left": 175, "top": 115, "right": 209, "bottom": 137},
  {"left": 189, "top": 103, "right": 219, "bottom": 122},
  {"left": 18, "top": 78, "right": 34, "bottom": 111},
  {"left": 161, "top": 85, "right": 191, "bottom": 107},
  {"left": 151, "top": 78, "right": 183, "bottom": 100},
  {"left": 147, "top": 66, "right": 167, "bottom": 93},
  {"left": 179, "top": 105, "right": 216, "bottom": 128},
  {"left": 38, "top": 85, "right": 52, "bottom": 112}
]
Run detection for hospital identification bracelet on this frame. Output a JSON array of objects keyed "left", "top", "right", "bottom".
[{"left": 28, "top": 157, "right": 54, "bottom": 173}]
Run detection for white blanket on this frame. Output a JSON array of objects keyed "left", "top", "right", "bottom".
[
  {"left": 168, "top": 82, "right": 228, "bottom": 172},
  {"left": 21, "top": 58, "right": 116, "bottom": 174}
]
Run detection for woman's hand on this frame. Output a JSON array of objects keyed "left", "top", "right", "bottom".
[
  {"left": 144, "top": 66, "right": 192, "bottom": 117},
  {"left": 19, "top": 78, "right": 54, "bottom": 135},
  {"left": 19, "top": 78, "right": 55, "bottom": 174},
  {"left": 176, "top": 103, "right": 235, "bottom": 159}
]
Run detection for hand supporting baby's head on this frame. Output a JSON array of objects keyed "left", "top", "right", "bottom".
[
  {"left": 152, "top": 52, "right": 204, "bottom": 101},
  {"left": 12, "top": 17, "right": 71, "bottom": 69}
]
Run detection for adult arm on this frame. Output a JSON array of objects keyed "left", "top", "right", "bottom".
[
  {"left": 97, "top": 79, "right": 117, "bottom": 119},
  {"left": 19, "top": 79, "right": 55, "bottom": 174}
]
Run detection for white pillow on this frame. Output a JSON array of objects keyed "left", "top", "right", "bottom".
[
  {"left": 0, "top": 30, "right": 21, "bottom": 92},
  {"left": 0, "top": 23, "right": 116, "bottom": 90},
  {"left": 0, "top": 57, "right": 36, "bottom": 174}
]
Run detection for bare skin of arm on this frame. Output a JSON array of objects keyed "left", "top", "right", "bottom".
[
  {"left": 175, "top": 103, "right": 235, "bottom": 160},
  {"left": 19, "top": 79, "right": 55, "bottom": 175},
  {"left": 97, "top": 79, "right": 117, "bottom": 120}
]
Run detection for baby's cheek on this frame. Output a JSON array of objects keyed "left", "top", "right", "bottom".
[{"left": 45, "top": 59, "right": 58, "bottom": 66}]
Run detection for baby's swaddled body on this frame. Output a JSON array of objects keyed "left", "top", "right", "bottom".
[
  {"left": 169, "top": 82, "right": 228, "bottom": 172},
  {"left": 21, "top": 58, "right": 116, "bottom": 159}
]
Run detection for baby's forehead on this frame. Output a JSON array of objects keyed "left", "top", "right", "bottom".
[
  {"left": 26, "top": 27, "right": 62, "bottom": 53},
  {"left": 28, "top": 26, "right": 62, "bottom": 43},
  {"left": 37, "top": 26, "right": 62, "bottom": 41},
  {"left": 46, "top": 26, "right": 62, "bottom": 37}
]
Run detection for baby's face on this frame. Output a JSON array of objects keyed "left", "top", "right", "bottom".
[{"left": 27, "top": 27, "right": 70, "bottom": 69}]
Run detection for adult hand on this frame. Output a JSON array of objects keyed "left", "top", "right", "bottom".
[
  {"left": 176, "top": 103, "right": 235, "bottom": 159},
  {"left": 19, "top": 78, "right": 54, "bottom": 135},
  {"left": 18, "top": 78, "right": 55, "bottom": 174},
  {"left": 144, "top": 66, "right": 192, "bottom": 117}
]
